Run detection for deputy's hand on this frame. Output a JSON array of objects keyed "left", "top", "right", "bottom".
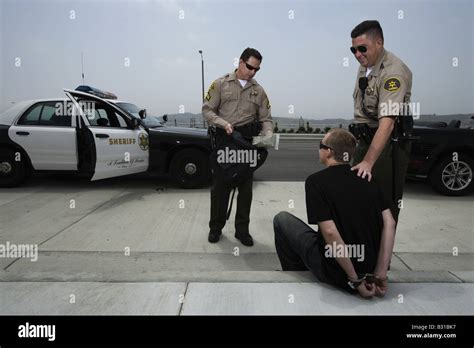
[
  {"left": 357, "top": 280, "right": 376, "bottom": 298},
  {"left": 351, "top": 160, "right": 373, "bottom": 181},
  {"left": 225, "top": 123, "right": 233, "bottom": 135},
  {"left": 262, "top": 131, "right": 273, "bottom": 140}
]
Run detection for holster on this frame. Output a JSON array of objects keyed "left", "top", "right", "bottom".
[
  {"left": 349, "top": 123, "right": 375, "bottom": 144},
  {"left": 396, "top": 115, "right": 414, "bottom": 140},
  {"left": 208, "top": 126, "right": 217, "bottom": 149}
]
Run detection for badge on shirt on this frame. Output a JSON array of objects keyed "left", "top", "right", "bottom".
[{"left": 383, "top": 77, "right": 401, "bottom": 92}]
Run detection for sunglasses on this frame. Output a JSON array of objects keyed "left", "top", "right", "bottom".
[
  {"left": 350, "top": 45, "right": 368, "bottom": 54},
  {"left": 319, "top": 141, "right": 333, "bottom": 150},
  {"left": 245, "top": 62, "right": 260, "bottom": 72}
]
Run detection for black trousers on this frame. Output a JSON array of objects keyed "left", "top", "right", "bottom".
[
  {"left": 353, "top": 138, "right": 411, "bottom": 222},
  {"left": 209, "top": 124, "right": 258, "bottom": 234},
  {"left": 209, "top": 173, "right": 253, "bottom": 234},
  {"left": 273, "top": 211, "right": 326, "bottom": 282}
]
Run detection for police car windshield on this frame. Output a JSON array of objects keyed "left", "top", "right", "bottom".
[
  {"left": 116, "top": 102, "right": 142, "bottom": 117},
  {"left": 115, "top": 102, "right": 163, "bottom": 128}
]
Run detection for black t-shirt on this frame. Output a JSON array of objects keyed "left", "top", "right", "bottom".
[{"left": 305, "top": 164, "right": 391, "bottom": 291}]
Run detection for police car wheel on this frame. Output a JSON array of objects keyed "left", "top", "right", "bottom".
[
  {"left": 429, "top": 153, "right": 473, "bottom": 196},
  {"left": 170, "top": 149, "right": 210, "bottom": 188},
  {"left": 0, "top": 149, "right": 27, "bottom": 188}
]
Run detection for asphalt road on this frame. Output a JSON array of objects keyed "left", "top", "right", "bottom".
[
  {"left": 28, "top": 139, "right": 323, "bottom": 186},
  {"left": 254, "top": 139, "right": 323, "bottom": 181},
  {"left": 19, "top": 138, "right": 471, "bottom": 197}
]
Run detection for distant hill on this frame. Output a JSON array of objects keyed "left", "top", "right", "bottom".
[{"left": 163, "top": 112, "right": 474, "bottom": 129}]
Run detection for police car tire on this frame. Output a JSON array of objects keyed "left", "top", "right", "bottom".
[
  {"left": 0, "top": 149, "right": 27, "bottom": 188},
  {"left": 429, "top": 153, "right": 474, "bottom": 196},
  {"left": 170, "top": 148, "right": 210, "bottom": 188}
]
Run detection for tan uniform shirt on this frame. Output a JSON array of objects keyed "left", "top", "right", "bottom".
[
  {"left": 202, "top": 71, "right": 273, "bottom": 134},
  {"left": 353, "top": 49, "right": 412, "bottom": 127}
]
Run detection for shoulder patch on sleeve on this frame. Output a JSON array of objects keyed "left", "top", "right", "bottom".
[
  {"left": 383, "top": 77, "right": 401, "bottom": 92},
  {"left": 205, "top": 81, "right": 216, "bottom": 101}
]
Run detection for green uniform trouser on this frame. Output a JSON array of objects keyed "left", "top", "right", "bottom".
[
  {"left": 353, "top": 138, "right": 411, "bottom": 222},
  {"left": 209, "top": 174, "right": 253, "bottom": 234}
]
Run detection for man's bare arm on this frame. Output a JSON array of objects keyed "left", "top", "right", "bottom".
[
  {"left": 351, "top": 117, "right": 395, "bottom": 181},
  {"left": 374, "top": 208, "right": 396, "bottom": 278},
  {"left": 319, "top": 219, "right": 376, "bottom": 298},
  {"left": 319, "top": 220, "right": 358, "bottom": 280}
]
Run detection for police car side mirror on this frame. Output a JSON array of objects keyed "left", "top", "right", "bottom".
[
  {"left": 162, "top": 114, "right": 168, "bottom": 123},
  {"left": 139, "top": 109, "right": 147, "bottom": 119},
  {"left": 131, "top": 117, "right": 140, "bottom": 129}
]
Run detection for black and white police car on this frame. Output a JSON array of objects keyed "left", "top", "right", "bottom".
[{"left": 0, "top": 87, "right": 212, "bottom": 188}]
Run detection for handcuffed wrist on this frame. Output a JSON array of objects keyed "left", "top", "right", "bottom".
[{"left": 347, "top": 277, "right": 364, "bottom": 289}]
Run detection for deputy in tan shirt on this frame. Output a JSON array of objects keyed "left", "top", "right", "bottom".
[
  {"left": 203, "top": 47, "right": 273, "bottom": 247},
  {"left": 202, "top": 68, "right": 272, "bottom": 135},
  {"left": 353, "top": 49, "right": 412, "bottom": 127},
  {"left": 349, "top": 20, "right": 412, "bottom": 223}
]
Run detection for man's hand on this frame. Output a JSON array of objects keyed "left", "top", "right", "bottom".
[
  {"left": 374, "top": 277, "right": 388, "bottom": 297},
  {"left": 357, "top": 280, "right": 376, "bottom": 298},
  {"left": 351, "top": 160, "right": 373, "bottom": 181},
  {"left": 225, "top": 123, "right": 233, "bottom": 135}
]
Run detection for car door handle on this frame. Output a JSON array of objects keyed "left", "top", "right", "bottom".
[
  {"left": 95, "top": 134, "right": 109, "bottom": 139},
  {"left": 16, "top": 131, "right": 30, "bottom": 136}
]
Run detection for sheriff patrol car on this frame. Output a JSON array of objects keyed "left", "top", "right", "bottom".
[{"left": 0, "top": 88, "right": 211, "bottom": 188}]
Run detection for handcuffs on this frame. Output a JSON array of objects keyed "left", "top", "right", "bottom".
[{"left": 347, "top": 273, "right": 388, "bottom": 290}]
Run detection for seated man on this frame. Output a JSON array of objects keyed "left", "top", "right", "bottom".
[{"left": 273, "top": 128, "right": 396, "bottom": 298}]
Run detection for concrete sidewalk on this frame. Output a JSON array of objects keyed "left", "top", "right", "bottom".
[
  {"left": 0, "top": 281, "right": 472, "bottom": 315},
  {"left": 0, "top": 180, "right": 473, "bottom": 314}
]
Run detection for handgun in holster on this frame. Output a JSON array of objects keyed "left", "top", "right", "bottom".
[
  {"left": 349, "top": 123, "right": 374, "bottom": 144},
  {"left": 395, "top": 115, "right": 414, "bottom": 141}
]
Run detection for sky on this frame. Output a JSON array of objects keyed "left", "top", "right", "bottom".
[{"left": 1, "top": 0, "right": 473, "bottom": 120}]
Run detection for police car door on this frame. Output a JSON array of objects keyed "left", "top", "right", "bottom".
[
  {"left": 64, "top": 90, "right": 149, "bottom": 180},
  {"left": 8, "top": 100, "right": 78, "bottom": 170}
]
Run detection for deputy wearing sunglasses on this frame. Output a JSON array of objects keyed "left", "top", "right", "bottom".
[
  {"left": 203, "top": 47, "right": 273, "bottom": 246},
  {"left": 349, "top": 20, "right": 412, "bottom": 223}
]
